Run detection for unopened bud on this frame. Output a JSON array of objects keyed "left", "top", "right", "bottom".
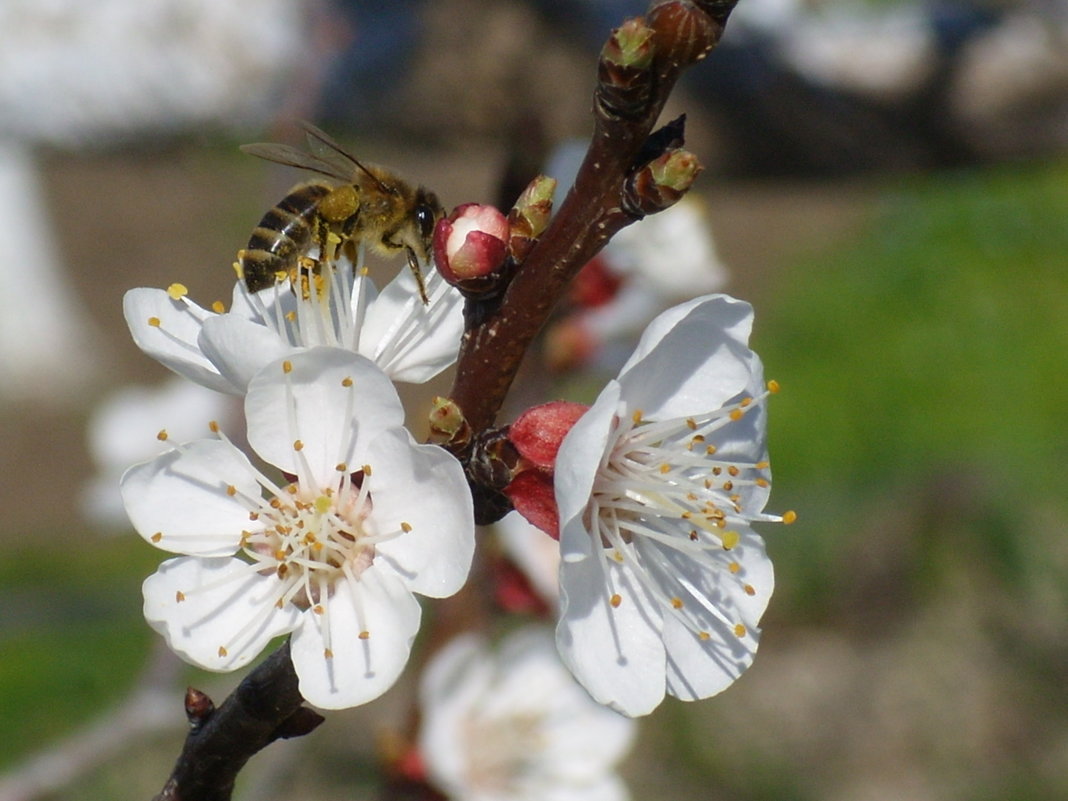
[
  {"left": 509, "top": 401, "right": 590, "bottom": 469},
  {"left": 648, "top": 0, "right": 720, "bottom": 66},
  {"left": 622, "top": 148, "right": 703, "bottom": 218},
  {"left": 433, "top": 203, "right": 509, "bottom": 287},
  {"left": 508, "top": 174, "right": 556, "bottom": 262},
  {"left": 597, "top": 18, "right": 657, "bottom": 120},
  {"left": 427, "top": 396, "right": 469, "bottom": 447},
  {"left": 602, "top": 18, "right": 655, "bottom": 70}
]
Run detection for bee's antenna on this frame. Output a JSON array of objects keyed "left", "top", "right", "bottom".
[{"left": 298, "top": 121, "right": 393, "bottom": 194}]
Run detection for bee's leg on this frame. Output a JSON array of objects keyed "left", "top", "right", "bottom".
[{"left": 405, "top": 247, "right": 430, "bottom": 305}]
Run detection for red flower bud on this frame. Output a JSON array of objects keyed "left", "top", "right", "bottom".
[
  {"left": 509, "top": 401, "right": 590, "bottom": 469},
  {"left": 433, "top": 203, "right": 509, "bottom": 283},
  {"left": 504, "top": 470, "right": 559, "bottom": 539}
]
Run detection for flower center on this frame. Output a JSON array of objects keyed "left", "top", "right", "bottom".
[
  {"left": 239, "top": 472, "right": 378, "bottom": 611},
  {"left": 463, "top": 710, "right": 545, "bottom": 794},
  {"left": 585, "top": 385, "right": 793, "bottom": 640}
]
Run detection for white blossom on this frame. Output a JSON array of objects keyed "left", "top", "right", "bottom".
[
  {"left": 420, "top": 627, "right": 635, "bottom": 801},
  {"left": 122, "top": 347, "right": 474, "bottom": 709},
  {"left": 554, "top": 294, "right": 791, "bottom": 716},
  {"left": 123, "top": 258, "right": 463, "bottom": 396}
]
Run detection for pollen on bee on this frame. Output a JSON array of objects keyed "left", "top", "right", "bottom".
[
  {"left": 156, "top": 429, "right": 168, "bottom": 441},
  {"left": 147, "top": 316, "right": 161, "bottom": 327},
  {"left": 167, "top": 283, "right": 188, "bottom": 300},
  {"left": 610, "top": 593, "right": 622, "bottom": 608}
]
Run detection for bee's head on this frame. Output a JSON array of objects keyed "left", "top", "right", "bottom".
[{"left": 412, "top": 188, "right": 444, "bottom": 260}]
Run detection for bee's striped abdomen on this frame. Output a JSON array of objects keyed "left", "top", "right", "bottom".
[{"left": 240, "top": 182, "right": 333, "bottom": 292}]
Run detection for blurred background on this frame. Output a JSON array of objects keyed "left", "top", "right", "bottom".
[{"left": 2, "top": 0, "right": 1068, "bottom": 799}]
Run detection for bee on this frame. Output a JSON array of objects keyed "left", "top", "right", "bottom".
[{"left": 237, "top": 122, "right": 442, "bottom": 303}]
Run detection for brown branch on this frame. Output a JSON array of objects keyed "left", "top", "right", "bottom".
[
  {"left": 152, "top": 642, "right": 322, "bottom": 801},
  {"left": 448, "top": 0, "right": 737, "bottom": 437}
]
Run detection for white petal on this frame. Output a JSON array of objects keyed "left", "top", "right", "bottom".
[
  {"left": 143, "top": 556, "right": 300, "bottom": 672},
  {"left": 121, "top": 440, "right": 260, "bottom": 556},
  {"left": 617, "top": 294, "right": 756, "bottom": 420},
  {"left": 359, "top": 269, "right": 464, "bottom": 382},
  {"left": 198, "top": 313, "right": 292, "bottom": 393},
  {"left": 368, "top": 429, "right": 474, "bottom": 598},
  {"left": 290, "top": 565, "right": 422, "bottom": 709},
  {"left": 540, "top": 777, "right": 631, "bottom": 801},
  {"left": 556, "top": 553, "right": 666, "bottom": 717},
  {"left": 123, "top": 288, "right": 237, "bottom": 394},
  {"left": 244, "top": 348, "right": 404, "bottom": 485},
  {"left": 555, "top": 383, "right": 620, "bottom": 563},
  {"left": 496, "top": 512, "right": 561, "bottom": 606}
]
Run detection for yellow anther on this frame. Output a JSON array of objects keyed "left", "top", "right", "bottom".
[
  {"left": 705, "top": 444, "right": 717, "bottom": 455},
  {"left": 689, "top": 530, "right": 699, "bottom": 541},
  {"left": 147, "top": 316, "right": 161, "bottom": 327},
  {"left": 293, "top": 439, "right": 304, "bottom": 451},
  {"left": 659, "top": 463, "right": 671, "bottom": 474},
  {"left": 313, "top": 605, "right": 324, "bottom": 615},
  {"left": 209, "top": 420, "right": 220, "bottom": 433},
  {"left": 610, "top": 593, "right": 622, "bottom": 608},
  {"left": 335, "top": 462, "right": 348, "bottom": 472},
  {"left": 175, "top": 590, "right": 185, "bottom": 602},
  {"left": 728, "top": 561, "right": 740, "bottom": 573},
  {"left": 699, "top": 631, "right": 711, "bottom": 641},
  {"left": 282, "top": 360, "right": 293, "bottom": 374},
  {"left": 632, "top": 409, "right": 643, "bottom": 424},
  {"left": 744, "top": 584, "right": 756, "bottom": 596},
  {"left": 740, "top": 397, "right": 752, "bottom": 407},
  {"left": 248, "top": 512, "right": 259, "bottom": 521},
  {"left": 218, "top": 646, "right": 228, "bottom": 657},
  {"left": 401, "top": 522, "right": 413, "bottom": 533},
  {"left": 728, "top": 465, "right": 740, "bottom": 477},
  {"left": 324, "top": 648, "right": 334, "bottom": 658},
  {"left": 362, "top": 464, "right": 373, "bottom": 477},
  {"left": 733, "top": 624, "right": 747, "bottom": 638},
  {"left": 226, "top": 485, "right": 237, "bottom": 496},
  {"left": 156, "top": 429, "right": 168, "bottom": 441},
  {"left": 232, "top": 261, "right": 243, "bottom": 278},
  {"left": 151, "top": 532, "right": 163, "bottom": 543},
  {"left": 275, "top": 599, "right": 284, "bottom": 608},
  {"left": 342, "top": 377, "right": 354, "bottom": 387},
  {"left": 274, "top": 549, "right": 287, "bottom": 561},
  {"left": 783, "top": 510, "right": 798, "bottom": 524},
  {"left": 285, "top": 311, "right": 297, "bottom": 322},
  {"left": 755, "top": 477, "right": 769, "bottom": 488},
  {"left": 359, "top": 630, "right": 370, "bottom": 640},
  {"left": 612, "top": 550, "right": 624, "bottom": 563},
  {"left": 686, "top": 418, "right": 697, "bottom": 430},
  {"left": 730, "top": 409, "right": 744, "bottom": 421},
  {"left": 167, "top": 283, "right": 188, "bottom": 300},
  {"left": 211, "top": 300, "right": 225, "bottom": 313},
  {"left": 721, "top": 530, "right": 740, "bottom": 550},
  {"left": 671, "top": 597, "right": 684, "bottom": 609},
  {"left": 767, "top": 379, "right": 781, "bottom": 393},
  {"left": 755, "top": 460, "right": 770, "bottom": 469}
]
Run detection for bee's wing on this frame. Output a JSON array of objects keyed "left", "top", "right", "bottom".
[
  {"left": 299, "top": 121, "right": 390, "bottom": 193},
  {"left": 239, "top": 142, "right": 354, "bottom": 183}
]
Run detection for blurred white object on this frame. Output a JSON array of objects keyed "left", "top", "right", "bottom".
[
  {"left": 419, "top": 627, "right": 636, "bottom": 801},
  {"left": 495, "top": 510, "right": 561, "bottom": 607},
  {"left": 0, "top": 141, "right": 100, "bottom": 402},
  {"left": 82, "top": 376, "right": 236, "bottom": 528},
  {"left": 0, "top": 0, "right": 304, "bottom": 145}
]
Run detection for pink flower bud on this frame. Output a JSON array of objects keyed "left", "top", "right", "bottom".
[
  {"left": 504, "top": 470, "right": 559, "bottom": 539},
  {"left": 433, "top": 203, "right": 509, "bottom": 283},
  {"left": 509, "top": 401, "right": 590, "bottom": 469}
]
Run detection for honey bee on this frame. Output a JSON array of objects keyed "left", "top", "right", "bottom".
[{"left": 237, "top": 122, "right": 442, "bottom": 303}]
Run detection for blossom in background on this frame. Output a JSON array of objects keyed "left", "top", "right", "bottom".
[
  {"left": 123, "top": 258, "right": 463, "bottom": 396},
  {"left": 82, "top": 376, "right": 236, "bottom": 528},
  {"left": 122, "top": 347, "right": 474, "bottom": 709},
  {"left": 495, "top": 511, "right": 561, "bottom": 610},
  {"left": 554, "top": 294, "right": 793, "bottom": 716},
  {"left": 419, "top": 627, "right": 635, "bottom": 801}
]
